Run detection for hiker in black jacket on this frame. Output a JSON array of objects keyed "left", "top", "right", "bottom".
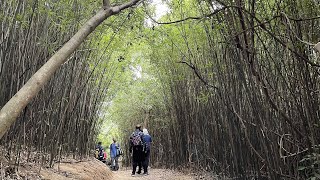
[
  {"left": 129, "top": 124, "right": 146, "bottom": 176},
  {"left": 96, "top": 142, "right": 104, "bottom": 161}
]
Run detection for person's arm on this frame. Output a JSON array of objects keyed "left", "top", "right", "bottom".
[
  {"left": 129, "top": 137, "right": 133, "bottom": 152},
  {"left": 110, "top": 144, "right": 112, "bottom": 156},
  {"left": 140, "top": 132, "right": 145, "bottom": 143}
]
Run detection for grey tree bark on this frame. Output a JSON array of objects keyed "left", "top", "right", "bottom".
[{"left": 316, "top": 42, "right": 320, "bottom": 52}]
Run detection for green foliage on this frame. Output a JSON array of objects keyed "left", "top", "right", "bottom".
[
  {"left": 75, "top": 0, "right": 320, "bottom": 177},
  {"left": 97, "top": 122, "right": 121, "bottom": 151}
]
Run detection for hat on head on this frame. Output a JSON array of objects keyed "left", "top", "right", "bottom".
[{"left": 143, "top": 128, "right": 149, "bottom": 135}]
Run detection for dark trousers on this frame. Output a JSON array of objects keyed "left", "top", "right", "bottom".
[
  {"left": 133, "top": 161, "right": 143, "bottom": 174},
  {"left": 111, "top": 156, "right": 119, "bottom": 171},
  {"left": 132, "top": 146, "right": 145, "bottom": 174},
  {"left": 143, "top": 150, "right": 150, "bottom": 173}
]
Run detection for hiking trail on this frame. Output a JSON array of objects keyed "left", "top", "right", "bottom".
[
  {"left": 112, "top": 168, "right": 195, "bottom": 180},
  {"left": 13, "top": 159, "right": 198, "bottom": 179}
]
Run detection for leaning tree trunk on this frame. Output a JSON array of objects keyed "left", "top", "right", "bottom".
[
  {"left": 316, "top": 42, "right": 320, "bottom": 52},
  {"left": 0, "top": 0, "right": 141, "bottom": 139}
]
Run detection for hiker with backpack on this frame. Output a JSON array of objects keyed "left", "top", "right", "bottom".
[
  {"left": 142, "top": 128, "right": 152, "bottom": 175},
  {"left": 135, "top": 127, "right": 144, "bottom": 174},
  {"left": 129, "top": 124, "right": 146, "bottom": 176},
  {"left": 110, "top": 138, "right": 121, "bottom": 171},
  {"left": 95, "top": 142, "right": 105, "bottom": 161}
]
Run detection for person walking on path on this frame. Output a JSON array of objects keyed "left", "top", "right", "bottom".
[
  {"left": 142, "top": 128, "right": 152, "bottom": 175},
  {"left": 136, "top": 127, "right": 144, "bottom": 174},
  {"left": 129, "top": 124, "right": 145, "bottom": 176},
  {"left": 110, "top": 138, "right": 120, "bottom": 171}
]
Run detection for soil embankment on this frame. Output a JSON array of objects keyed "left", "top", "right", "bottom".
[{"left": 40, "top": 160, "right": 113, "bottom": 179}]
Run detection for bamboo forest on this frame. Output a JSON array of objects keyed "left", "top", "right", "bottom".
[{"left": 0, "top": 0, "right": 319, "bottom": 179}]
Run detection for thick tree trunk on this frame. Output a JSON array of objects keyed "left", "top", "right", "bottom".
[
  {"left": 0, "top": 0, "right": 140, "bottom": 139},
  {"left": 316, "top": 42, "right": 320, "bottom": 53}
]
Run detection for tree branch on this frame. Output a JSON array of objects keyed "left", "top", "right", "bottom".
[
  {"left": 143, "top": 1, "right": 231, "bottom": 25},
  {"left": 103, "top": 0, "right": 110, "bottom": 8},
  {"left": 288, "top": 16, "right": 320, "bottom": 22},
  {"left": 144, "top": 3, "right": 320, "bottom": 25},
  {"left": 177, "top": 61, "right": 218, "bottom": 90},
  {"left": 111, "top": 0, "right": 140, "bottom": 14},
  {"left": 281, "top": 12, "right": 316, "bottom": 46}
]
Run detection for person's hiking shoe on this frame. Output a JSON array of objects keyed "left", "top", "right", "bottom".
[
  {"left": 131, "top": 173, "right": 135, "bottom": 177},
  {"left": 143, "top": 172, "right": 148, "bottom": 176}
]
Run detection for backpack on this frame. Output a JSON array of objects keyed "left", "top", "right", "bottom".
[
  {"left": 131, "top": 131, "right": 143, "bottom": 146},
  {"left": 95, "top": 145, "right": 104, "bottom": 160},
  {"left": 95, "top": 148, "right": 104, "bottom": 159},
  {"left": 116, "top": 147, "right": 123, "bottom": 156}
]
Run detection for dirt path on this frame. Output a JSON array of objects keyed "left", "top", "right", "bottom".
[
  {"left": 7, "top": 158, "right": 197, "bottom": 180},
  {"left": 112, "top": 168, "right": 195, "bottom": 180}
]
